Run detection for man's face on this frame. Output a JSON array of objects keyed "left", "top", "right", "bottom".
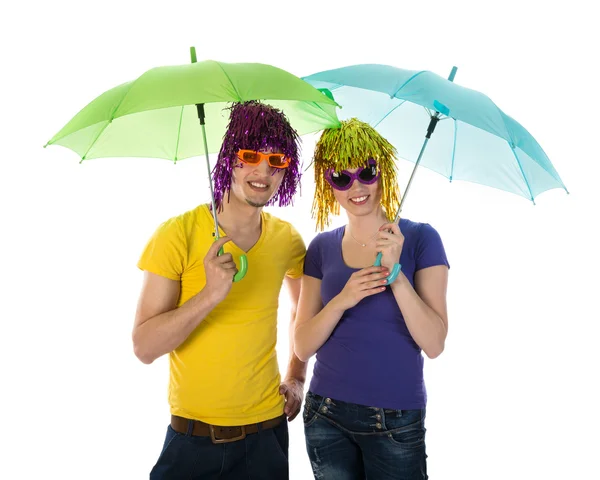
[{"left": 229, "top": 148, "right": 288, "bottom": 208}]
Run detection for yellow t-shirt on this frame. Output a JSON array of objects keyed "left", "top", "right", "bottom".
[{"left": 137, "top": 204, "right": 306, "bottom": 426}]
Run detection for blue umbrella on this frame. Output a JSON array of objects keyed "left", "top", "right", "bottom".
[{"left": 303, "top": 64, "right": 568, "bottom": 283}]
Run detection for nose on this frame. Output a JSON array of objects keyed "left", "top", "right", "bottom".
[{"left": 252, "top": 157, "right": 276, "bottom": 176}]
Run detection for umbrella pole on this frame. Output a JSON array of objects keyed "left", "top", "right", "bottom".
[
  {"left": 196, "top": 103, "right": 221, "bottom": 242},
  {"left": 393, "top": 114, "right": 439, "bottom": 223},
  {"left": 393, "top": 66, "right": 458, "bottom": 223},
  {"left": 377, "top": 115, "right": 438, "bottom": 284},
  {"left": 394, "top": 135, "right": 431, "bottom": 223}
]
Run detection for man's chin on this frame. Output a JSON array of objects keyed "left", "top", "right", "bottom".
[
  {"left": 245, "top": 198, "right": 269, "bottom": 208},
  {"left": 244, "top": 189, "right": 275, "bottom": 208}
]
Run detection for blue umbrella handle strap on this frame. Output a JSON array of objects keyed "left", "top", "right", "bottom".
[{"left": 373, "top": 252, "right": 401, "bottom": 285}]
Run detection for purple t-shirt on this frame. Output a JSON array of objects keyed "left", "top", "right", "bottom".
[{"left": 303, "top": 219, "right": 449, "bottom": 410}]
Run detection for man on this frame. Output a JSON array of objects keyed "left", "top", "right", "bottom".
[{"left": 133, "top": 101, "right": 307, "bottom": 479}]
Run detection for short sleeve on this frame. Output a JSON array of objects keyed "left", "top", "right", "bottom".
[
  {"left": 137, "top": 217, "right": 187, "bottom": 281},
  {"left": 303, "top": 234, "right": 323, "bottom": 280},
  {"left": 285, "top": 224, "right": 307, "bottom": 279},
  {"left": 415, "top": 223, "right": 450, "bottom": 271}
]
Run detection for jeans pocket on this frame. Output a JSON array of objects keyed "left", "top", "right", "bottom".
[
  {"left": 385, "top": 410, "right": 426, "bottom": 449},
  {"left": 303, "top": 391, "right": 323, "bottom": 427},
  {"left": 269, "top": 422, "right": 289, "bottom": 462},
  {"left": 150, "top": 425, "right": 187, "bottom": 476},
  {"left": 387, "top": 421, "right": 425, "bottom": 447}
]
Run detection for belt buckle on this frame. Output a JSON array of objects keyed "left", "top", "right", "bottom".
[{"left": 209, "top": 425, "right": 247, "bottom": 444}]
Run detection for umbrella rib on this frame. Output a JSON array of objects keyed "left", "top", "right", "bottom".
[
  {"left": 80, "top": 121, "right": 112, "bottom": 161},
  {"left": 390, "top": 71, "right": 427, "bottom": 99},
  {"left": 174, "top": 106, "right": 185, "bottom": 162},
  {"left": 509, "top": 143, "right": 536, "bottom": 204},
  {"left": 81, "top": 82, "right": 137, "bottom": 160},
  {"left": 450, "top": 119, "right": 458, "bottom": 181},
  {"left": 215, "top": 62, "right": 242, "bottom": 101},
  {"left": 373, "top": 100, "right": 407, "bottom": 128}
]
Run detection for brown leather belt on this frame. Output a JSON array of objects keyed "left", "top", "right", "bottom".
[{"left": 171, "top": 414, "right": 285, "bottom": 444}]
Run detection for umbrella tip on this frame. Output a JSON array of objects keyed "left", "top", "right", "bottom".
[
  {"left": 318, "top": 88, "right": 335, "bottom": 102},
  {"left": 190, "top": 46, "right": 197, "bottom": 64},
  {"left": 448, "top": 66, "right": 458, "bottom": 82}
]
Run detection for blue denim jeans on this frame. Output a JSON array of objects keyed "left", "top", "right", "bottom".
[
  {"left": 149, "top": 417, "right": 289, "bottom": 479},
  {"left": 303, "top": 391, "right": 428, "bottom": 480}
]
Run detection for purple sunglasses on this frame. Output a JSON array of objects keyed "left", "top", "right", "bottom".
[{"left": 325, "top": 159, "right": 380, "bottom": 191}]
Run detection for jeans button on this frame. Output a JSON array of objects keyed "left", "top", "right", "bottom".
[
  {"left": 376, "top": 422, "right": 382, "bottom": 429},
  {"left": 325, "top": 398, "right": 332, "bottom": 404},
  {"left": 320, "top": 406, "right": 328, "bottom": 413},
  {"left": 376, "top": 414, "right": 381, "bottom": 420}
]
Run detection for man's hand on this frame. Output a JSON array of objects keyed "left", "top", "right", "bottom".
[
  {"left": 279, "top": 377, "right": 304, "bottom": 421},
  {"left": 203, "top": 236, "right": 236, "bottom": 304}
]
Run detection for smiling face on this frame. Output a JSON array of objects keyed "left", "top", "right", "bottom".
[
  {"left": 330, "top": 165, "right": 383, "bottom": 218},
  {"left": 311, "top": 118, "right": 401, "bottom": 231},
  {"left": 229, "top": 147, "right": 287, "bottom": 208},
  {"left": 212, "top": 101, "right": 301, "bottom": 212}
]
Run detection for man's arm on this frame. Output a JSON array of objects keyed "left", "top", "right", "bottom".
[
  {"left": 278, "top": 275, "right": 307, "bottom": 421},
  {"left": 283, "top": 276, "right": 306, "bottom": 383},
  {"left": 132, "top": 272, "right": 221, "bottom": 364},
  {"left": 132, "top": 236, "right": 235, "bottom": 364}
]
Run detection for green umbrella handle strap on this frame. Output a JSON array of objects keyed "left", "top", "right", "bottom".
[{"left": 373, "top": 252, "right": 401, "bottom": 285}]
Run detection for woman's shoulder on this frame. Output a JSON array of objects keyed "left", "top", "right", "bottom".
[
  {"left": 400, "top": 218, "right": 443, "bottom": 242},
  {"left": 312, "top": 225, "right": 344, "bottom": 242}
]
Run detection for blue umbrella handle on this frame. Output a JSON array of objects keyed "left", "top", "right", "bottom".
[{"left": 373, "top": 252, "right": 402, "bottom": 285}]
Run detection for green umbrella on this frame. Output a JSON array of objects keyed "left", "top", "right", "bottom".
[{"left": 46, "top": 48, "right": 340, "bottom": 281}]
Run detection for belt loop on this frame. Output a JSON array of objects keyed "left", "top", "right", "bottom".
[{"left": 186, "top": 419, "right": 194, "bottom": 437}]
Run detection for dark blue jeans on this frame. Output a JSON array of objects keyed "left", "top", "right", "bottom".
[
  {"left": 150, "top": 417, "right": 289, "bottom": 479},
  {"left": 303, "top": 391, "right": 428, "bottom": 480}
]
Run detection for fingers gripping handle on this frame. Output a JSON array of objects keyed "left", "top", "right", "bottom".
[
  {"left": 214, "top": 238, "right": 248, "bottom": 283},
  {"left": 374, "top": 252, "right": 401, "bottom": 285}
]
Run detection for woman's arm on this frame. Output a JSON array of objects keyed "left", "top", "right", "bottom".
[
  {"left": 390, "top": 265, "right": 449, "bottom": 358},
  {"left": 294, "top": 267, "right": 390, "bottom": 362}
]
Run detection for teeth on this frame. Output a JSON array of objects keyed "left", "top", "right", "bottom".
[
  {"left": 250, "top": 182, "right": 268, "bottom": 188},
  {"left": 350, "top": 196, "right": 368, "bottom": 203}
]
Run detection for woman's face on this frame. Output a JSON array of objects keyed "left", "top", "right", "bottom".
[{"left": 329, "top": 164, "right": 383, "bottom": 218}]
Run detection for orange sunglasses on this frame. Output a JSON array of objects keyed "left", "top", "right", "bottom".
[{"left": 237, "top": 149, "right": 290, "bottom": 169}]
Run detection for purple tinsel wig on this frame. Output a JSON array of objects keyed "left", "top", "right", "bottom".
[{"left": 212, "top": 101, "right": 301, "bottom": 211}]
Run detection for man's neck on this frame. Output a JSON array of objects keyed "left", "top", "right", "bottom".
[{"left": 215, "top": 196, "right": 263, "bottom": 236}]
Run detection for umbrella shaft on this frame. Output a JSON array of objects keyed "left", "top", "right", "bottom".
[
  {"left": 200, "top": 123, "right": 220, "bottom": 239},
  {"left": 394, "top": 137, "right": 429, "bottom": 223}
]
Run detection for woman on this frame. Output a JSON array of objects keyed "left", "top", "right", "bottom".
[{"left": 294, "top": 118, "right": 449, "bottom": 480}]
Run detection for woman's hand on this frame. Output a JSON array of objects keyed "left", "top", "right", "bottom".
[
  {"left": 375, "top": 222, "right": 404, "bottom": 273},
  {"left": 333, "top": 266, "right": 390, "bottom": 311}
]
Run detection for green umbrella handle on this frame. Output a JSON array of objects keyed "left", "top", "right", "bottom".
[
  {"left": 233, "top": 254, "right": 248, "bottom": 282},
  {"left": 373, "top": 252, "right": 401, "bottom": 285},
  {"left": 214, "top": 238, "right": 248, "bottom": 282}
]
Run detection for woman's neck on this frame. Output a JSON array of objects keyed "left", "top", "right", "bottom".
[{"left": 345, "top": 208, "right": 390, "bottom": 245}]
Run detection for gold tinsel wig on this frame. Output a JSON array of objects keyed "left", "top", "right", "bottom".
[{"left": 312, "top": 118, "right": 400, "bottom": 231}]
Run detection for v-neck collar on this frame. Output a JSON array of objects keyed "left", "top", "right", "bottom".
[{"left": 201, "top": 204, "right": 266, "bottom": 255}]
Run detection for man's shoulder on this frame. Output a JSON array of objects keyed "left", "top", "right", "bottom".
[
  {"left": 263, "top": 211, "right": 299, "bottom": 236},
  {"left": 164, "top": 204, "right": 208, "bottom": 230}
]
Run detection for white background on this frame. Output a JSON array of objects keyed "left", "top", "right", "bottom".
[{"left": 1, "top": 1, "right": 599, "bottom": 479}]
